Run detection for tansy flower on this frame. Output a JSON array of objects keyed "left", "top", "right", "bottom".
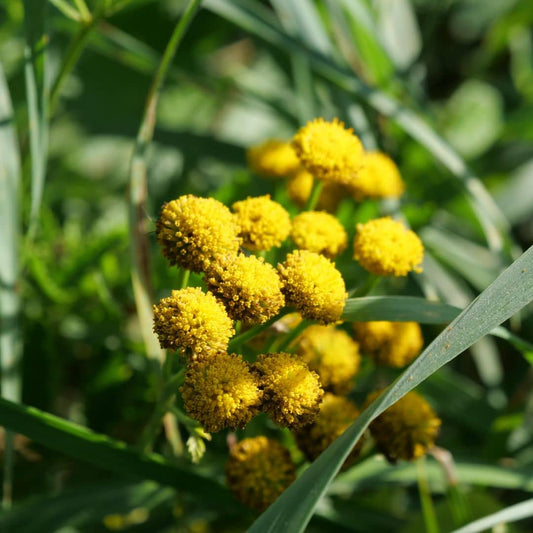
[
  {"left": 287, "top": 168, "right": 346, "bottom": 212},
  {"left": 366, "top": 390, "right": 441, "bottom": 463},
  {"left": 348, "top": 151, "right": 405, "bottom": 201},
  {"left": 247, "top": 139, "right": 301, "bottom": 178},
  {"left": 292, "top": 118, "right": 365, "bottom": 186},
  {"left": 295, "top": 325, "right": 360, "bottom": 394},
  {"left": 232, "top": 195, "right": 291, "bottom": 251},
  {"left": 291, "top": 211, "right": 347, "bottom": 259},
  {"left": 353, "top": 321, "right": 424, "bottom": 367},
  {"left": 181, "top": 353, "right": 262, "bottom": 433},
  {"left": 225, "top": 437, "right": 296, "bottom": 512},
  {"left": 156, "top": 195, "right": 241, "bottom": 272},
  {"left": 253, "top": 352, "right": 323, "bottom": 429},
  {"left": 278, "top": 250, "right": 347, "bottom": 324},
  {"left": 294, "top": 393, "right": 362, "bottom": 467},
  {"left": 153, "top": 287, "right": 234, "bottom": 358},
  {"left": 353, "top": 217, "right": 424, "bottom": 276},
  {"left": 205, "top": 254, "right": 285, "bottom": 325}
]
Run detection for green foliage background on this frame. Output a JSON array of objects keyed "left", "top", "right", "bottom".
[{"left": 1, "top": 0, "right": 533, "bottom": 531}]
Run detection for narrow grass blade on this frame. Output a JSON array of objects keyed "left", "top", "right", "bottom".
[
  {"left": 249, "top": 246, "right": 533, "bottom": 532},
  {"left": 0, "top": 63, "right": 22, "bottom": 508},
  {"left": 0, "top": 397, "right": 241, "bottom": 512}
]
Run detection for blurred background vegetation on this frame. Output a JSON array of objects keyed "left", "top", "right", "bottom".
[{"left": 1, "top": 0, "right": 533, "bottom": 531}]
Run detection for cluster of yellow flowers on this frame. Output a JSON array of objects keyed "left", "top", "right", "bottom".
[{"left": 150, "top": 118, "right": 440, "bottom": 513}]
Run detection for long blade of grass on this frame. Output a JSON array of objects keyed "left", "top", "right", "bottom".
[
  {"left": 0, "top": 397, "right": 241, "bottom": 511},
  {"left": 249, "top": 245, "right": 533, "bottom": 532},
  {"left": 204, "top": 0, "right": 510, "bottom": 253},
  {"left": 0, "top": 63, "right": 22, "bottom": 508}
]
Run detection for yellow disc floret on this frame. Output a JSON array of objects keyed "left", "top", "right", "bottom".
[
  {"left": 181, "top": 353, "right": 262, "bottom": 433},
  {"left": 232, "top": 195, "right": 291, "bottom": 251},
  {"left": 278, "top": 250, "right": 347, "bottom": 324},
  {"left": 292, "top": 118, "right": 365, "bottom": 185},
  {"left": 225, "top": 437, "right": 296, "bottom": 512},
  {"left": 153, "top": 287, "right": 234, "bottom": 358},
  {"left": 291, "top": 211, "right": 347, "bottom": 259},
  {"left": 294, "top": 393, "right": 362, "bottom": 467},
  {"left": 253, "top": 352, "right": 324, "bottom": 429},
  {"left": 353, "top": 217, "right": 424, "bottom": 276},
  {"left": 205, "top": 254, "right": 285, "bottom": 325},
  {"left": 287, "top": 168, "right": 346, "bottom": 212},
  {"left": 247, "top": 139, "right": 301, "bottom": 178},
  {"left": 156, "top": 195, "right": 241, "bottom": 272},
  {"left": 367, "top": 390, "right": 441, "bottom": 463},
  {"left": 348, "top": 151, "right": 405, "bottom": 201},
  {"left": 353, "top": 321, "right": 424, "bottom": 367},
  {"left": 295, "top": 325, "right": 361, "bottom": 394}
]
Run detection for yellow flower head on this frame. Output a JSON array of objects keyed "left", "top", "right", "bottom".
[
  {"left": 232, "top": 195, "right": 291, "bottom": 251},
  {"left": 247, "top": 139, "right": 301, "bottom": 178},
  {"left": 295, "top": 325, "right": 361, "bottom": 394},
  {"left": 353, "top": 217, "right": 424, "bottom": 276},
  {"left": 291, "top": 211, "right": 348, "bottom": 259},
  {"left": 353, "top": 321, "right": 424, "bottom": 367},
  {"left": 366, "top": 390, "right": 441, "bottom": 463},
  {"left": 205, "top": 254, "right": 285, "bottom": 325},
  {"left": 349, "top": 151, "right": 405, "bottom": 201},
  {"left": 294, "top": 393, "right": 362, "bottom": 467},
  {"left": 153, "top": 287, "right": 234, "bottom": 358},
  {"left": 292, "top": 118, "right": 365, "bottom": 185},
  {"left": 278, "top": 250, "right": 347, "bottom": 324},
  {"left": 156, "top": 195, "right": 241, "bottom": 272},
  {"left": 225, "top": 437, "right": 296, "bottom": 512},
  {"left": 287, "top": 168, "right": 346, "bottom": 212},
  {"left": 181, "top": 353, "right": 262, "bottom": 433},
  {"left": 253, "top": 352, "right": 324, "bottom": 429}
]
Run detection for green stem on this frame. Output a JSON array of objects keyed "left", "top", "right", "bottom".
[
  {"left": 417, "top": 456, "right": 440, "bottom": 533},
  {"left": 276, "top": 319, "right": 309, "bottom": 352},
  {"left": 349, "top": 273, "right": 380, "bottom": 297},
  {"left": 180, "top": 268, "right": 191, "bottom": 289},
  {"left": 305, "top": 179, "right": 324, "bottom": 211}
]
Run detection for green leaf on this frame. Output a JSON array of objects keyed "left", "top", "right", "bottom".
[{"left": 249, "top": 245, "right": 533, "bottom": 532}]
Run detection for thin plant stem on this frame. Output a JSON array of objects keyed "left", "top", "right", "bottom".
[
  {"left": 50, "top": 0, "right": 81, "bottom": 21},
  {"left": 276, "top": 319, "right": 309, "bottom": 352},
  {"left": 417, "top": 456, "right": 440, "bottom": 533},
  {"left": 349, "top": 273, "right": 381, "bottom": 297},
  {"left": 72, "top": 0, "right": 92, "bottom": 21},
  {"left": 180, "top": 268, "right": 191, "bottom": 289},
  {"left": 305, "top": 179, "right": 323, "bottom": 211}
]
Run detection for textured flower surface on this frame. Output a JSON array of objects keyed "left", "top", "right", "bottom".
[
  {"left": 278, "top": 250, "right": 347, "bottom": 324},
  {"left": 247, "top": 139, "right": 301, "bottom": 178},
  {"left": 232, "top": 195, "right": 291, "bottom": 251},
  {"left": 225, "top": 436, "right": 296, "bottom": 512},
  {"left": 253, "top": 352, "right": 323, "bottom": 429},
  {"left": 367, "top": 390, "right": 441, "bottom": 462},
  {"left": 292, "top": 118, "right": 364, "bottom": 185},
  {"left": 181, "top": 353, "right": 262, "bottom": 433},
  {"left": 349, "top": 151, "right": 405, "bottom": 201},
  {"left": 287, "top": 168, "right": 346, "bottom": 212},
  {"left": 295, "top": 325, "right": 360, "bottom": 394},
  {"left": 156, "top": 195, "right": 241, "bottom": 272},
  {"left": 353, "top": 217, "right": 424, "bottom": 276},
  {"left": 353, "top": 321, "right": 423, "bottom": 367},
  {"left": 291, "top": 211, "right": 347, "bottom": 259},
  {"left": 152, "top": 287, "right": 234, "bottom": 358},
  {"left": 294, "top": 393, "right": 362, "bottom": 467},
  {"left": 205, "top": 253, "right": 285, "bottom": 325}
]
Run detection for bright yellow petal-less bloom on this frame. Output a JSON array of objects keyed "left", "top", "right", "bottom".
[
  {"left": 225, "top": 436, "right": 296, "bottom": 512},
  {"left": 294, "top": 393, "right": 362, "bottom": 467},
  {"left": 247, "top": 139, "right": 301, "bottom": 178},
  {"left": 295, "top": 325, "right": 361, "bottom": 394},
  {"left": 181, "top": 353, "right": 262, "bottom": 433},
  {"left": 353, "top": 321, "right": 424, "bottom": 367},
  {"left": 348, "top": 151, "right": 405, "bottom": 201},
  {"left": 366, "top": 390, "right": 441, "bottom": 463},
  {"left": 156, "top": 195, "right": 241, "bottom": 273},
  {"left": 292, "top": 118, "right": 365, "bottom": 186},
  {"left": 232, "top": 195, "right": 291, "bottom": 251},
  {"left": 205, "top": 253, "right": 285, "bottom": 325},
  {"left": 287, "top": 168, "right": 346, "bottom": 212},
  {"left": 291, "top": 211, "right": 348, "bottom": 259},
  {"left": 278, "top": 250, "right": 347, "bottom": 324},
  {"left": 353, "top": 217, "right": 424, "bottom": 276},
  {"left": 152, "top": 287, "right": 234, "bottom": 359},
  {"left": 253, "top": 352, "right": 324, "bottom": 429}
]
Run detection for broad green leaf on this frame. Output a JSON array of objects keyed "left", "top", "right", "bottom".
[{"left": 249, "top": 246, "right": 533, "bottom": 533}]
